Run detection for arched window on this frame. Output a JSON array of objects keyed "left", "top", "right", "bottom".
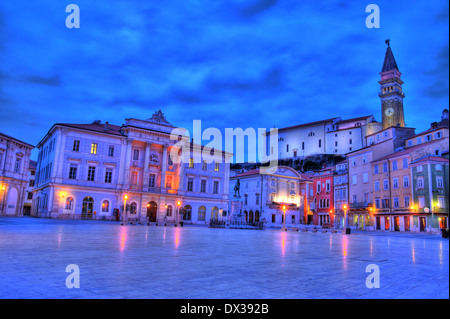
[
  {"left": 255, "top": 210, "right": 260, "bottom": 222},
  {"left": 166, "top": 205, "right": 173, "bottom": 217},
  {"left": 102, "top": 200, "right": 109, "bottom": 213},
  {"left": 211, "top": 206, "right": 219, "bottom": 221},
  {"left": 130, "top": 202, "right": 137, "bottom": 214},
  {"left": 198, "top": 206, "right": 206, "bottom": 221},
  {"left": 65, "top": 197, "right": 74, "bottom": 210},
  {"left": 183, "top": 205, "right": 192, "bottom": 220}
]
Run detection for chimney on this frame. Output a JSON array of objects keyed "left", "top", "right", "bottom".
[
  {"left": 431, "top": 122, "right": 438, "bottom": 130},
  {"left": 104, "top": 121, "right": 109, "bottom": 131}
]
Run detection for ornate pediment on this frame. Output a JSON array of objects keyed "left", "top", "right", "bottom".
[{"left": 146, "top": 110, "right": 172, "bottom": 125}]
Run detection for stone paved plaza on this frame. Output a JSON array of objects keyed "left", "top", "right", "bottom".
[{"left": 0, "top": 216, "right": 448, "bottom": 299}]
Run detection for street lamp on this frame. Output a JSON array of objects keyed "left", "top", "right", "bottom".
[
  {"left": 282, "top": 205, "right": 287, "bottom": 231},
  {"left": 176, "top": 200, "right": 182, "bottom": 227},
  {"left": 343, "top": 204, "right": 350, "bottom": 235},
  {"left": 122, "top": 194, "right": 128, "bottom": 226}
]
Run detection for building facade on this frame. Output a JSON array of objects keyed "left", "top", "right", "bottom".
[
  {"left": 310, "top": 166, "right": 335, "bottom": 227},
  {"left": 32, "top": 111, "right": 232, "bottom": 224},
  {"left": 0, "top": 132, "right": 34, "bottom": 216},
  {"left": 229, "top": 166, "right": 306, "bottom": 227}
]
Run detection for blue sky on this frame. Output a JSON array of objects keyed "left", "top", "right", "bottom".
[{"left": 0, "top": 1, "right": 448, "bottom": 160}]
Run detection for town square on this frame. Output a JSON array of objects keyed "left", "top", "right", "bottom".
[
  {"left": 0, "top": 216, "right": 448, "bottom": 299},
  {"left": 0, "top": 1, "right": 448, "bottom": 303}
]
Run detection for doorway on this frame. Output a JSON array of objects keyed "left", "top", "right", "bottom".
[
  {"left": 404, "top": 216, "right": 410, "bottom": 231},
  {"left": 419, "top": 217, "right": 426, "bottom": 232},
  {"left": 82, "top": 196, "right": 94, "bottom": 219},
  {"left": 147, "top": 201, "right": 157, "bottom": 222},
  {"left": 394, "top": 216, "right": 400, "bottom": 231},
  {"left": 376, "top": 216, "right": 381, "bottom": 230}
]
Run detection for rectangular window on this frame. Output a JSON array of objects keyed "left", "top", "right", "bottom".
[
  {"left": 438, "top": 197, "right": 446, "bottom": 209},
  {"left": 402, "top": 158, "right": 408, "bottom": 169},
  {"left": 393, "top": 197, "right": 399, "bottom": 208},
  {"left": 200, "top": 179, "right": 206, "bottom": 193},
  {"left": 149, "top": 174, "right": 156, "bottom": 188},
  {"left": 91, "top": 143, "right": 98, "bottom": 154},
  {"left": 382, "top": 198, "right": 390, "bottom": 209},
  {"left": 404, "top": 196, "right": 410, "bottom": 208},
  {"left": 187, "top": 178, "right": 193, "bottom": 192},
  {"left": 375, "top": 198, "right": 380, "bottom": 209},
  {"left": 352, "top": 175, "right": 357, "bottom": 185},
  {"left": 418, "top": 196, "right": 425, "bottom": 208},
  {"left": 364, "top": 193, "right": 369, "bottom": 203},
  {"left": 363, "top": 172, "right": 368, "bottom": 183},
  {"left": 87, "top": 166, "right": 95, "bottom": 181},
  {"left": 69, "top": 164, "right": 77, "bottom": 179},
  {"left": 189, "top": 158, "right": 194, "bottom": 168},
  {"left": 256, "top": 194, "right": 260, "bottom": 205},
  {"left": 403, "top": 176, "right": 409, "bottom": 188},
  {"left": 108, "top": 146, "right": 114, "bottom": 157},
  {"left": 393, "top": 177, "right": 399, "bottom": 189},
  {"left": 373, "top": 164, "right": 379, "bottom": 174},
  {"left": 202, "top": 161, "right": 207, "bottom": 170},
  {"left": 213, "top": 181, "right": 219, "bottom": 194},
  {"left": 215, "top": 163, "right": 220, "bottom": 172},
  {"left": 352, "top": 194, "right": 357, "bottom": 204},
  {"left": 417, "top": 178, "right": 424, "bottom": 189},
  {"left": 133, "top": 149, "right": 139, "bottom": 161},
  {"left": 27, "top": 192, "right": 33, "bottom": 200},
  {"left": 383, "top": 179, "right": 389, "bottom": 190},
  {"left": 105, "top": 169, "right": 112, "bottom": 183},
  {"left": 383, "top": 162, "right": 388, "bottom": 173},
  {"left": 14, "top": 158, "right": 21, "bottom": 173},
  {"left": 437, "top": 177, "right": 444, "bottom": 188},
  {"left": 416, "top": 165, "right": 423, "bottom": 172},
  {"left": 73, "top": 140, "right": 80, "bottom": 152},
  {"left": 131, "top": 171, "right": 137, "bottom": 185},
  {"left": 392, "top": 160, "right": 398, "bottom": 171},
  {"left": 374, "top": 180, "right": 380, "bottom": 191},
  {"left": 166, "top": 176, "right": 172, "bottom": 189}
]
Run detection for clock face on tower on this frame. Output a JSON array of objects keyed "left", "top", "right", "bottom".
[{"left": 385, "top": 107, "right": 394, "bottom": 117}]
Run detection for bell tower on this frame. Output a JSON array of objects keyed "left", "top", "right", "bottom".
[{"left": 379, "top": 40, "right": 405, "bottom": 130}]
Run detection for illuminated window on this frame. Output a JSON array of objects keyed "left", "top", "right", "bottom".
[
  {"left": 166, "top": 176, "right": 172, "bottom": 189},
  {"left": 65, "top": 197, "right": 74, "bottom": 210},
  {"left": 167, "top": 205, "right": 173, "bottom": 217},
  {"left": 130, "top": 202, "right": 137, "bottom": 214},
  {"left": 215, "top": 162, "right": 220, "bottom": 171},
  {"left": 90, "top": 143, "right": 97, "bottom": 154},
  {"left": 102, "top": 200, "right": 109, "bottom": 212},
  {"left": 189, "top": 158, "right": 194, "bottom": 168},
  {"left": 198, "top": 206, "right": 206, "bottom": 221}
]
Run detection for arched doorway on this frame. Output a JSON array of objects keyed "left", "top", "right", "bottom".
[
  {"left": 255, "top": 210, "right": 260, "bottom": 222},
  {"left": 82, "top": 196, "right": 94, "bottom": 219},
  {"left": 211, "top": 206, "right": 218, "bottom": 221},
  {"left": 147, "top": 201, "right": 157, "bottom": 222},
  {"left": 183, "top": 205, "right": 192, "bottom": 221},
  {"left": 249, "top": 210, "right": 254, "bottom": 223}
]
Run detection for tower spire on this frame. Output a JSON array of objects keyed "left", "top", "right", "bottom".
[
  {"left": 379, "top": 40, "right": 405, "bottom": 129},
  {"left": 381, "top": 39, "right": 399, "bottom": 72}
]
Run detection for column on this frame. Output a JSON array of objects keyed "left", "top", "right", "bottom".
[
  {"left": 123, "top": 138, "right": 133, "bottom": 188},
  {"left": 160, "top": 144, "right": 168, "bottom": 192},
  {"left": 143, "top": 142, "right": 151, "bottom": 188}
]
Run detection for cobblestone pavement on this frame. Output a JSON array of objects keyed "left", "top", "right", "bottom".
[{"left": 0, "top": 216, "right": 448, "bottom": 299}]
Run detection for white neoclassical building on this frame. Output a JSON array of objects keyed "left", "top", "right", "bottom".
[
  {"left": 0, "top": 132, "right": 34, "bottom": 216},
  {"left": 229, "top": 166, "right": 307, "bottom": 227},
  {"left": 33, "top": 110, "right": 233, "bottom": 224}
]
